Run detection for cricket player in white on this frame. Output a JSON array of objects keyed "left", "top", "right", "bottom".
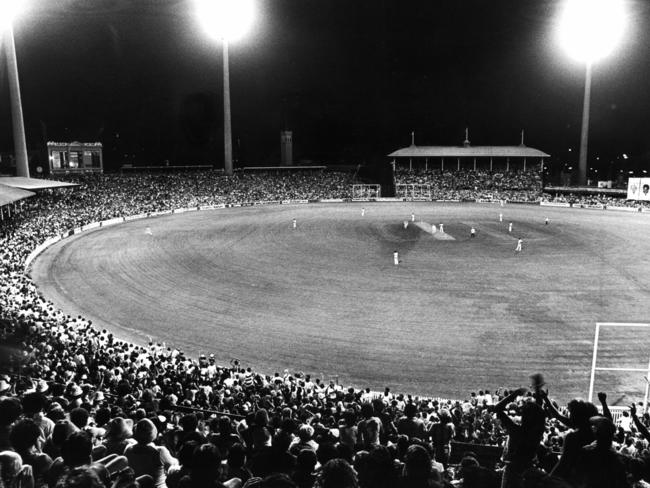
[
  {"left": 361, "top": 207, "right": 365, "bottom": 216},
  {"left": 145, "top": 227, "right": 152, "bottom": 235},
  {"left": 393, "top": 250, "right": 399, "bottom": 265},
  {"left": 545, "top": 217, "right": 549, "bottom": 225},
  {"left": 292, "top": 218, "right": 297, "bottom": 229},
  {"left": 515, "top": 238, "right": 522, "bottom": 252},
  {"left": 499, "top": 213, "right": 503, "bottom": 222},
  {"left": 411, "top": 213, "right": 415, "bottom": 222},
  {"left": 439, "top": 223, "right": 444, "bottom": 233},
  {"left": 508, "top": 222, "right": 513, "bottom": 233},
  {"left": 431, "top": 224, "right": 436, "bottom": 234},
  {"left": 403, "top": 221, "right": 408, "bottom": 229},
  {"left": 470, "top": 227, "right": 476, "bottom": 238}
]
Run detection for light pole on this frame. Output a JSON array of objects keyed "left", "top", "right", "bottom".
[
  {"left": 558, "top": 0, "right": 626, "bottom": 187},
  {"left": 195, "top": 0, "right": 255, "bottom": 176},
  {"left": 1, "top": 0, "right": 29, "bottom": 178}
]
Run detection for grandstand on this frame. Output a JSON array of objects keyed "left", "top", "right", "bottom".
[{"left": 2, "top": 169, "right": 650, "bottom": 488}]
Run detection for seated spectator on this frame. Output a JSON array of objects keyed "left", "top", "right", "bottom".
[
  {"left": 315, "top": 458, "right": 358, "bottom": 488},
  {"left": 0, "top": 450, "right": 34, "bottom": 488},
  {"left": 124, "top": 419, "right": 177, "bottom": 488},
  {"left": 9, "top": 419, "right": 52, "bottom": 488}
]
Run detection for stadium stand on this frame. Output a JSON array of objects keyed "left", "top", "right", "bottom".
[{"left": 1, "top": 170, "right": 650, "bottom": 488}]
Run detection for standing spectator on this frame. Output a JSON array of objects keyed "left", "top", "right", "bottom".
[{"left": 493, "top": 388, "right": 546, "bottom": 488}]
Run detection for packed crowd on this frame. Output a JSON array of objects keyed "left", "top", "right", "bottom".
[
  {"left": 540, "top": 193, "right": 650, "bottom": 209},
  {"left": 3, "top": 171, "right": 650, "bottom": 487},
  {"left": 395, "top": 168, "right": 544, "bottom": 202}
]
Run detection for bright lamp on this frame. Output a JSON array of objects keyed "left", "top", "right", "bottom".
[
  {"left": 558, "top": 0, "right": 626, "bottom": 63},
  {"left": 0, "top": 0, "right": 26, "bottom": 29},
  {"left": 195, "top": 0, "right": 255, "bottom": 42}
]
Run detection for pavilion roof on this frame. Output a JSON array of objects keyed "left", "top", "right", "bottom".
[{"left": 388, "top": 145, "right": 550, "bottom": 158}]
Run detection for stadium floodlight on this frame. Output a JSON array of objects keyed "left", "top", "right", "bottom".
[
  {"left": 195, "top": 0, "right": 255, "bottom": 42},
  {"left": 0, "top": 0, "right": 29, "bottom": 178},
  {"left": 194, "top": 0, "right": 256, "bottom": 176},
  {"left": 0, "top": 0, "right": 26, "bottom": 30},
  {"left": 557, "top": 0, "right": 627, "bottom": 187}
]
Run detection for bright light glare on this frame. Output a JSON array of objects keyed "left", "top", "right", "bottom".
[
  {"left": 0, "top": 0, "right": 26, "bottom": 29},
  {"left": 195, "top": 0, "right": 255, "bottom": 42},
  {"left": 558, "top": 0, "right": 626, "bottom": 63}
]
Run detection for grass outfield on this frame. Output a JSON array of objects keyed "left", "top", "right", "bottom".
[{"left": 30, "top": 202, "right": 650, "bottom": 403}]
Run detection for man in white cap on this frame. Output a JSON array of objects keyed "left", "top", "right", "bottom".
[{"left": 393, "top": 250, "right": 399, "bottom": 266}]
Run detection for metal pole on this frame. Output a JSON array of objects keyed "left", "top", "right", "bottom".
[
  {"left": 5, "top": 24, "right": 29, "bottom": 178},
  {"left": 643, "top": 354, "right": 650, "bottom": 413},
  {"left": 222, "top": 40, "right": 233, "bottom": 176},
  {"left": 578, "top": 62, "right": 592, "bottom": 187},
  {"left": 588, "top": 323, "right": 601, "bottom": 403}
]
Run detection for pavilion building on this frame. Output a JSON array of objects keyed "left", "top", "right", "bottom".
[{"left": 388, "top": 131, "right": 550, "bottom": 172}]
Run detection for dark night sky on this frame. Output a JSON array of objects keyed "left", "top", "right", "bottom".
[{"left": 1, "top": 0, "right": 649, "bottom": 171}]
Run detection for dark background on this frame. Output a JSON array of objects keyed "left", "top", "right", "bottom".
[{"left": 0, "top": 0, "right": 648, "bottom": 174}]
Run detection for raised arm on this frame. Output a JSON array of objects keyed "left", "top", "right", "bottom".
[
  {"left": 630, "top": 403, "right": 650, "bottom": 443},
  {"left": 597, "top": 392, "right": 612, "bottom": 421},
  {"left": 540, "top": 390, "right": 572, "bottom": 428}
]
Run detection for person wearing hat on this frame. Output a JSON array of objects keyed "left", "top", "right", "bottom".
[
  {"left": 94, "top": 418, "right": 135, "bottom": 458},
  {"left": 124, "top": 419, "right": 177, "bottom": 488}
]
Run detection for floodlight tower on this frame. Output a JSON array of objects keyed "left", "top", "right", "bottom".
[
  {"left": 558, "top": 0, "right": 626, "bottom": 186},
  {"left": 195, "top": 0, "right": 255, "bottom": 176},
  {"left": 1, "top": 0, "right": 29, "bottom": 178}
]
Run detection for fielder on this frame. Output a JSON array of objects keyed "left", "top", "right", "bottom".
[
  {"left": 515, "top": 238, "right": 523, "bottom": 252},
  {"left": 499, "top": 213, "right": 503, "bottom": 222},
  {"left": 470, "top": 227, "right": 476, "bottom": 238},
  {"left": 439, "top": 223, "right": 444, "bottom": 233},
  {"left": 403, "top": 220, "right": 408, "bottom": 229},
  {"left": 545, "top": 217, "right": 549, "bottom": 225},
  {"left": 393, "top": 250, "right": 399, "bottom": 265},
  {"left": 361, "top": 207, "right": 365, "bottom": 217},
  {"left": 145, "top": 227, "right": 152, "bottom": 236},
  {"left": 292, "top": 218, "right": 297, "bottom": 229},
  {"left": 411, "top": 213, "right": 415, "bottom": 222},
  {"left": 508, "top": 222, "right": 513, "bottom": 233},
  {"left": 431, "top": 224, "right": 436, "bottom": 234}
]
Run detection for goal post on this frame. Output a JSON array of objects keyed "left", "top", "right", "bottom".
[
  {"left": 396, "top": 184, "right": 431, "bottom": 201},
  {"left": 589, "top": 322, "right": 650, "bottom": 410},
  {"left": 352, "top": 184, "right": 381, "bottom": 200}
]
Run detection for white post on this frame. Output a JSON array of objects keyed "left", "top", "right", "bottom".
[
  {"left": 643, "top": 354, "right": 650, "bottom": 413},
  {"left": 524, "top": 158, "right": 527, "bottom": 171},
  {"left": 425, "top": 158, "right": 428, "bottom": 171},
  {"left": 5, "top": 24, "right": 29, "bottom": 178},
  {"left": 409, "top": 158, "right": 412, "bottom": 171},
  {"left": 588, "top": 323, "right": 601, "bottom": 403},
  {"left": 490, "top": 157, "right": 493, "bottom": 171},
  {"left": 473, "top": 157, "right": 476, "bottom": 171},
  {"left": 441, "top": 158, "right": 444, "bottom": 171},
  {"left": 506, "top": 157, "right": 510, "bottom": 172},
  {"left": 457, "top": 158, "right": 460, "bottom": 171}
]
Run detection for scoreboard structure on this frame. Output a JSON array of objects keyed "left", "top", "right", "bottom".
[{"left": 47, "top": 141, "right": 103, "bottom": 174}]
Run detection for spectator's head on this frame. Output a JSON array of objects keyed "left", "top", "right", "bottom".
[
  {"left": 404, "top": 403, "right": 417, "bottom": 419},
  {"left": 227, "top": 442, "right": 246, "bottom": 469},
  {"left": 297, "top": 424, "right": 314, "bottom": 443},
  {"left": 133, "top": 418, "right": 157, "bottom": 444},
  {"left": 190, "top": 443, "right": 222, "bottom": 481},
  {"left": 0, "top": 450, "right": 23, "bottom": 487},
  {"left": 403, "top": 444, "right": 432, "bottom": 481},
  {"left": 567, "top": 399, "right": 598, "bottom": 429},
  {"left": 9, "top": 418, "right": 43, "bottom": 453},
  {"left": 179, "top": 414, "right": 198, "bottom": 433},
  {"left": 590, "top": 416, "right": 616, "bottom": 445},
  {"left": 317, "top": 458, "right": 358, "bottom": 488},
  {"left": 69, "top": 408, "right": 90, "bottom": 430},
  {"left": 62, "top": 431, "right": 93, "bottom": 467},
  {"left": 0, "top": 398, "right": 22, "bottom": 426},
  {"left": 52, "top": 420, "right": 79, "bottom": 449},
  {"left": 21, "top": 392, "right": 47, "bottom": 415},
  {"left": 56, "top": 466, "right": 104, "bottom": 488},
  {"left": 360, "top": 403, "right": 374, "bottom": 419},
  {"left": 105, "top": 417, "right": 132, "bottom": 442}
]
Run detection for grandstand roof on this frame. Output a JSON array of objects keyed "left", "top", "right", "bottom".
[
  {"left": 0, "top": 183, "right": 35, "bottom": 206},
  {"left": 0, "top": 177, "right": 78, "bottom": 191},
  {"left": 388, "top": 145, "right": 550, "bottom": 158}
]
